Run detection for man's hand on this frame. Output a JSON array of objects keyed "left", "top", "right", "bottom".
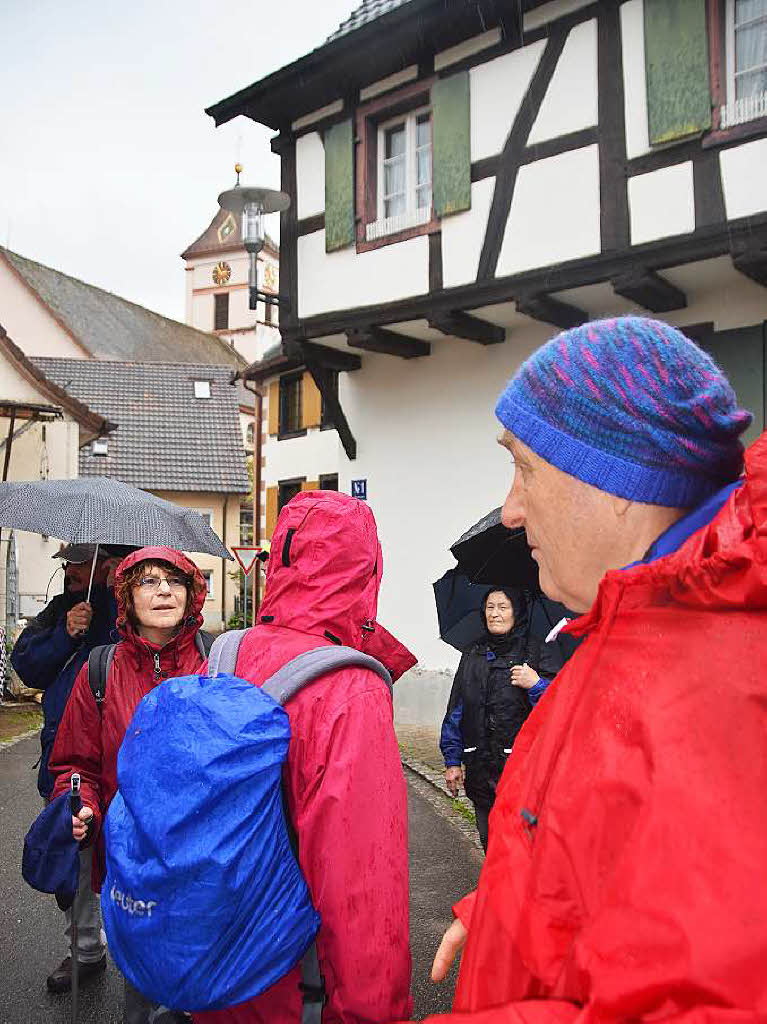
[
  {"left": 431, "top": 918, "right": 468, "bottom": 982},
  {"left": 72, "top": 806, "right": 94, "bottom": 843},
  {"left": 511, "top": 662, "right": 539, "bottom": 690},
  {"left": 445, "top": 766, "right": 464, "bottom": 797},
  {"left": 66, "top": 602, "right": 93, "bottom": 637}
]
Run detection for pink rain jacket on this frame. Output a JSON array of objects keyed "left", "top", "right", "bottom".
[
  {"left": 195, "top": 491, "right": 414, "bottom": 1024},
  {"left": 417, "top": 433, "right": 767, "bottom": 1023}
]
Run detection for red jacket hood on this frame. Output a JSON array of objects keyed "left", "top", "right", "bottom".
[
  {"left": 259, "top": 491, "right": 416, "bottom": 678},
  {"left": 573, "top": 430, "right": 767, "bottom": 637},
  {"left": 113, "top": 546, "right": 206, "bottom": 643}
]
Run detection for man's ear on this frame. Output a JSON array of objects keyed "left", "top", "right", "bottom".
[{"left": 610, "top": 494, "right": 632, "bottom": 518}]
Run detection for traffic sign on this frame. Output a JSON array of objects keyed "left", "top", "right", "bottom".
[{"left": 232, "top": 546, "right": 266, "bottom": 574}]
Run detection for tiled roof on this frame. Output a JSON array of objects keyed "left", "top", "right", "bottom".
[
  {"left": 181, "top": 207, "right": 279, "bottom": 261},
  {"left": 327, "top": 0, "right": 413, "bottom": 41},
  {"left": 33, "top": 358, "right": 249, "bottom": 495},
  {"left": 1, "top": 248, "right": 243, "bottom": 367}
]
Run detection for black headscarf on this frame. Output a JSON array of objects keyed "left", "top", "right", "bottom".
[{"left": 480, "top": 587, "right": 529, "bottom": 656}]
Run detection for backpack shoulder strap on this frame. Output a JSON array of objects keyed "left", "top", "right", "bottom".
[
  {"left": 262, "top": 646, "right": 392, "bottom": 706},
  {"left": 87, "top": 643, "right": 116, "bottom": 715},
  {"left": 206, "top": 629, "right": 248, "bottom": 677},
  {"left": 195, "top": 630, "right": 215, "bottom": 659}
]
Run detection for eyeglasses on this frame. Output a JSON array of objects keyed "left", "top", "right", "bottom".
[{"left": 136, "top": 575, "right": 188, "bottom": 592}]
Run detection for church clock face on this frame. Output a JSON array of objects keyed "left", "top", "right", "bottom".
[{"left": 212, "top": 261, "right": 231, "bottom": 286}]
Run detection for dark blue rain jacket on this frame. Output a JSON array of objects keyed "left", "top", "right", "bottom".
[{"left": 11, "top": 584, "right": 117, "bottom": 798}]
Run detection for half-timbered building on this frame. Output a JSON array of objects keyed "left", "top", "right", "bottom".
[{"left": 208, "top": 0, "right": 767, "bottom": 671}]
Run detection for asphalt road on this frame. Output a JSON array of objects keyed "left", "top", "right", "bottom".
[{"left": 0, "top": 734, "right": 481, "bottom": 1023}]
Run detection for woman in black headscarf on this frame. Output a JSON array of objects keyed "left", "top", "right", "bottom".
[{"left": 439, "top": 588, "right": 561, "bottom": 851}]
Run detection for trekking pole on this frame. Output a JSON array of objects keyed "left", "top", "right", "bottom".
[{"left": 70, "top": 774, "right": 82, "bottom": 1024}]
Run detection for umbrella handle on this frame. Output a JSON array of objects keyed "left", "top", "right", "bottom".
[
  {"left": 70, "top": 773, "right": 82, "bottom": 818},
  {"left": 85, "top": 544, "right": 100, "bottom": 604}
]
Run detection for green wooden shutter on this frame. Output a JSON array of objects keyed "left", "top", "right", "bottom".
[
  {"left": 644, "top": 0, "right": 711, "bottom": 145},
  {"left": 699, "top": 324, "right": 766, "bottom": 448},
  {"left": 432, "top": 71, "right": 471, "bottom": 218},
  {"left": 324, "top": 119, "right": 355, "bottom": 252}
]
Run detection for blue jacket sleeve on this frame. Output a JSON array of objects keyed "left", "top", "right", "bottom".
[
  {"left": 527, "top": 677, "right": 551, "bottom": 706},
  {"left": 11, "top": 617, "right": 79, "bottom": 690},
  {"left": 440, "top": 700, "right": 464, "bottom": 767}
]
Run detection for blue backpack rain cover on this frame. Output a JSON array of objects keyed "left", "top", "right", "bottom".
[{"left": 102, "top": 673, "right": 320, "bottom": 1012}]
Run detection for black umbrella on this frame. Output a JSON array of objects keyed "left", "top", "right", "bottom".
[
  {"left": 433, "top": 569, "right": 491, "bottom": 653},
  {"left": 0, "top": 477, "right": 231, "bottom": 558},
  {"left": 450, "top": 507, "right": 539, "bottom": 590}
]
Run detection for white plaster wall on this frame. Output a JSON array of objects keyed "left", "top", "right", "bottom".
[
  {"left": 298, "top": 231, "right": 429, "bottom": 318},
  {"left": 0, "top": 258, "right": 87, "bottom": 358},
  {"left": 528, "top": 19, "right": 598, "bottom": 144},
  {"left": 621, "top": 0, "right": 651, "bottom": 159},
  {"left": 360, "top": 66, "right": 418, "bottom": 101},
  {"left": 470, "top": 42, "right": 545, "bottom": 161},
  {"left": 628, "top": 162, "right": 695, "bottom": 244},
  {"left": 264, "top": 426, "right": 341, "bottom": 487},
  {"left": 441, "top": 178, "right": 496, "bottom": 288},
  {"left": 720, "top": 138, "right": 767, "bottom": 220},
  {"left": 335, "top": 324, "right": 552, "bottom": 671},
  {"left": 292, "top": 100, "right": 343, "bottom": 132},
  {"left": 296, "top": 132, "right": 325, "bottom": 220},
  {"left": 435, "top": 29, "right": 502, "bottom": 72},
  {"left": 497, "top": 145, "right": 601, "bottom": 276}
]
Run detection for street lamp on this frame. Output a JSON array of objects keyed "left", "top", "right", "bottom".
[{"left": 217, "top": 165, "right": 291, "bottom": 311}]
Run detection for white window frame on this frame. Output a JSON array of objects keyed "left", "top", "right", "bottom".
[
  {"left": 368, "top": 107, "right": 432, "bottom": 241},
  {"left": 202, "top": 569, "right": 214, "bottom": 598},
  {"left": 192, "top": 508, "right": 214, "bottom": 530},
  {"left": 722, "top": 0, "right": 767, "bottom": 127}
]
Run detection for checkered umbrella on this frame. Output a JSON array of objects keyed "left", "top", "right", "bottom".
[{"left": 0, "top": 477, "right": 231, "bottom": 558}]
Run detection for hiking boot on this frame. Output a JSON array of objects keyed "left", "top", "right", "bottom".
[{"left": 46, "top": 954, "right": 107, "bottom": 994}]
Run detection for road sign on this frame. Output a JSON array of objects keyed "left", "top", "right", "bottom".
[
  {"left": 231, "top": 546, "right": 266, "bottom": 575},
  {"left": 351, "top": 479, "right": 367, "bottom": 500}
]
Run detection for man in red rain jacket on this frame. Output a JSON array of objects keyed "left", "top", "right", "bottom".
[
  {"left": 195, "top": 491, "right": 415, "bottom": 1024},
  {"left": 426, "top": 317, "right": 767, "bottom": 1022}
]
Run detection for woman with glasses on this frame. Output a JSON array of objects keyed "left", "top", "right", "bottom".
[{"left": 49, "top": 546, "right": 209, "bottom": 1024}]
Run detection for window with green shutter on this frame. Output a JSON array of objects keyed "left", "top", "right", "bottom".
[
  {"left": 324, "top": 119, "right": 356, "bottom": 252},
  {"left": 432, "top": 71, "right": 471, "bottom": 217},
  {"left": 644, "top": 0, "right": 712, "bottom": 144}
]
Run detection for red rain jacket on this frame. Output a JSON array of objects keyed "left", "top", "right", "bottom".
[
  {"left": 194, "top": 491, "right": 415, "bottom": 1024},
  {"left": 422, "top": 433, "right": 767, "bottom": 1023},
  {"left": 49, "top": 547, "right": 207, "bottom": 887}
]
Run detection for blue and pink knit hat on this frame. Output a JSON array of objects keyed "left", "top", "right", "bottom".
[{"left": 495, "top": 316, "right": 752, "bottom": 507}]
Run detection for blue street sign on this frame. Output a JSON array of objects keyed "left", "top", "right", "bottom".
[{"left": 351, "top": 479, "right": 367, "bottom": 500}]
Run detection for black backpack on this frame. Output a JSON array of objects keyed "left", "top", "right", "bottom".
[{"left": 87, "top": 631, "right": 214, "bottom": 712}]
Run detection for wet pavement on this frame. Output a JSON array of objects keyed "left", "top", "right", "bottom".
[{"left": 0, "top": 733, "right": 482, "bottom": 1023}]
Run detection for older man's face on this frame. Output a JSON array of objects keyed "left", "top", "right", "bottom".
[{"left": 499, "top": 432, "right": 616, "bottom": 613}]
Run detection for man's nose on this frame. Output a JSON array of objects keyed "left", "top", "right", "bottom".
[{"left": 501, "top": 479, "right": 525, "bottom": 529}]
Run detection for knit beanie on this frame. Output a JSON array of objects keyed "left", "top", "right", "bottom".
[{"left": 495, "top": 316, "right": 752, "bottom": 507}]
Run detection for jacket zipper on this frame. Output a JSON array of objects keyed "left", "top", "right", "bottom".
[{"left": 153, "top": 652, "right": 162, "bottom": 679}]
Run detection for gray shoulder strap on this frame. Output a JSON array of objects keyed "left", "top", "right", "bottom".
[
  {"left": 206, "top": 629, "right": 248, "bottom": 677},
  {"left": 262, "top": 646, "right": 392, "bottom": 706}
]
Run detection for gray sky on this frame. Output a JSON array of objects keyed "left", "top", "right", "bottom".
[{"left": 0, "top": 0, "right": 355, "bottom": 322}]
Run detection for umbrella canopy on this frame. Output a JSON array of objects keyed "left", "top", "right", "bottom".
[
  {"left": 450, "top": 507, "right": 538, "bottom": 590},
  {"left": 0, "top": 477, "right": 231, "bottom": 558},
  {"left": 433, "top": 569, "right": 491, "bottom": 653}
]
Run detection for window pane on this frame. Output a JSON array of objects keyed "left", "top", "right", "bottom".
[
  {"left": 736, "top": 65, "right": 767, "bottom": 97},
  {"left": 416, "top": 115, "right": 431, "bottom": 149},
  {"left": 416, "top": 147, "right": 431, "bottom": 186},
  {"left": 384, "top": 193, "right": 407, "bottom": 218},
  {"left": 384, "top": 158, "right": 406, "bottom": 198},
  {"left": 735, "top": 0, "right": 767, "bottom": 26},
  {"left": 735, "top": 20, "right": 767, "bottom": 73},
  {"left": 385, "top": 124, "right": 406, "bottom": 159},
  {"left": 416, "top": 185, "right": 432, "bottom": 210}
]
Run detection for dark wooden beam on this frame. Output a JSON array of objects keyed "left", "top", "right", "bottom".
[
  {"left": 732, "top": 247, "right": 767, "bottom": 288},
  {"left": 301, "top": 350, "right": 357, "bottom": 461},
  {"left": 428, "top": 311, "right": 506, "bottom": 345},
  {"left": 345, "top": 327, "right": 430, "bottom": 359},
  {"left": 612, "top": 269, "right": 687, "bottom": 313},
  {"left": 302, "top": 341, "right": 362, "bottom": 372},
  {"left": 515, "top": 294, "right": 588, "bottom": 330}
]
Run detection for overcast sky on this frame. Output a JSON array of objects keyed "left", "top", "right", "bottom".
[{"left": 0, "top": 0, "right": 355, "bottom": 322}]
